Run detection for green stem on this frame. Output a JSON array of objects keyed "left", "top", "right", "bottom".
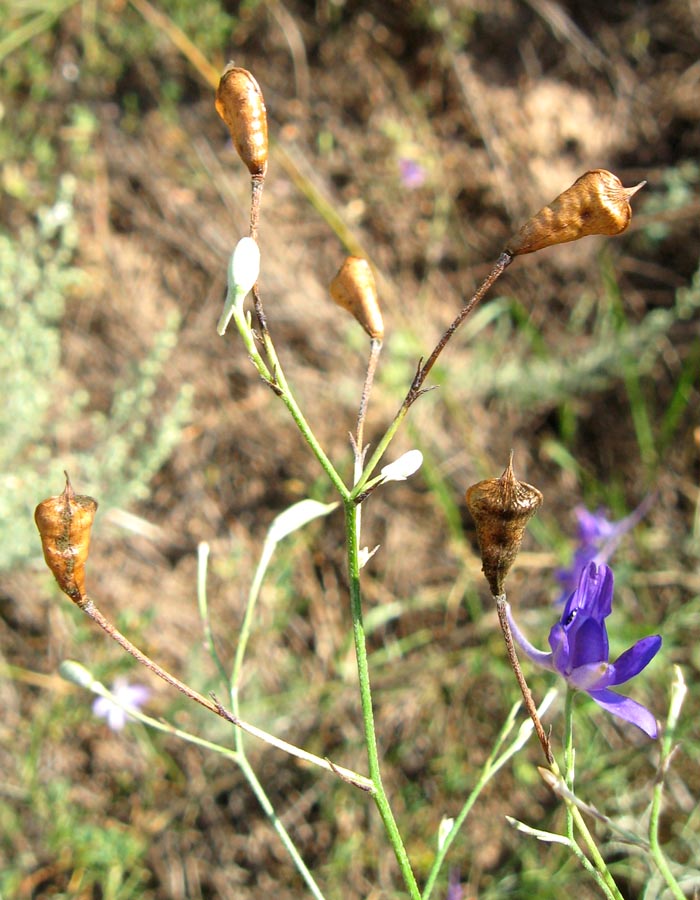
[
  {"left": 230, "top": 538, "right": 275, "bottom": 700},
  {"left": 352, "top": 254, "right": 511, "bottom": 497},
  {"left": 273, "top": 357, "right": 350, "bottom": 500},
  {"left": 562, "top": 690, "right": 624, "bottom": 900},
  {"left": 422, "top": 690, "right": 557, "bottom": 899},
  {"left": 238, "top": 299, "right": 350, "bottom": 501},
  {"left": 352, "top": 402, "right": 410, "bottom": 500},
  {"left": 196, "top": 542, "right": 229, "bottom": 687},
  {"left": 231, "top": 304, "right": 273, "bottom": 380},
  {"left": 85, "top": 678, "right": 327, "bottom": 900},
  {"left": 237, "top": 754, "right": 328, "bottom": 900},
  {"left": 344, "top": 501, "right": 420, "bottom": 899},
  {"left": 563, "top": 689, "right": 576, "bottom": 843},
  {"left": 648, "top": 671, "right": 686, "bottom": 900}
]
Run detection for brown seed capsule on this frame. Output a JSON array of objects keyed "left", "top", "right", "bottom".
[
  {"left": 34, "top": 474, "right": 98, "bottom": 607},
  {"left": 215, "top": 63, "right": 268, "bottom": 178},
  {"left": 465, "top": 453, "right": 543, "bottom": 597},
  {"left": 505, "top": 169, "right": 645, "bottom": 256},
  {"left": 330, "top": 257, "right": 384, "bottom": 340}
]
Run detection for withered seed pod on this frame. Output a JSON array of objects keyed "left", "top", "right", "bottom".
[
  {"left": 465, "top": 454, "right": 543, "bottom": 597},
  {"left": 505, "top": 169, "right": 645, "bottom": 256},
  {"left": 330, "top": 257, "right": 384, "bottom": 341},
  {"left": 215, "top": 63, "right": 269, "bottom": 178},
  {"left": 34, "top": 474, "right": 98, "bottom": 607}
]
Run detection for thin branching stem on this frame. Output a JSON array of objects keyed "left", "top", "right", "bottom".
[
  {"left": 83, "top": 600, "right": 221, "bottom": 714},
  {"left": 422, "top": 690, "right": 558, "bottom": 900},
  {"left": 562, "top": 691, "right": 622, "bottom": 900},
  {"left": 494, "top": 593, "right": 553, "bottom": 763},
  {"left": 648, "top": 670, "right": 686, "bottom": 900},
  {"left": 345, "top": 501, "right": 421, "bottom": 899},
  {"left": 355, "top": 338, "right": 382, "bottom": 475},
  {"left": 81, "top": 599, "right": 371, "bottom": 789},
  {"left": 237, "top": 754, "right": 329, "bottom": 900},
  {"left": 353, "top": 253, "right": 512, "bottom": 497},
  {"left": 85, "top": 676, "right": 329, "bottom": 900},
  {"left": 247, "top": 287, "right": 350, "bottom": 500}
]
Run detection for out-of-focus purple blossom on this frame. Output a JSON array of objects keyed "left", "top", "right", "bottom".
[
  {"left": 555, "top": 496, "right": 653, "bottom": 603},
  {"left": 508, "top": 562, "right": 661, "bottom": 738},
  {"left": 92, "top": 678, "right": 151, "bottom": 731},
  {"left": 446, "top": 868, "right": 462, "bottom": 900},
  {"left": 398, "top": 157, "right": 427, "bottom": 189}
]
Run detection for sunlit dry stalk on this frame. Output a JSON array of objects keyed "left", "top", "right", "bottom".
[
  {"left": 404, "top": 252, "right": 513, "bottom": 409},
  {"left": 35, "top": 478, "right": 372, "bottom": 789},
  {"left": 495, "top": 595, "right": 553, "bottom": 764}
]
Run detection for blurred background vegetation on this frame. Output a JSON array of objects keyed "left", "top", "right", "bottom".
[{"left": 1, "top": 0, "right": 698, "bottom": 897}]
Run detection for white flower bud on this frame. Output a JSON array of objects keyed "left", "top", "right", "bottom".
[
  {"left": 231, "top": 236, "right": 260, "bottom": 296},
  {"left": 437, "top": 817, "right": 455, "bottom": 851},
  {"left": 59, "top": 659, "right": 97, "bottom": 689},
  {"left": 358, "top": 545, "right": 380, "bottom": 568},
  {"left": 380, "top": 450, "right": 423, "bottom": 483},
  {"left": 218, "top": 237, "right": 261, "bottom": 336},
  {"left": 267, "top": 499, "right": 338, "bottom": 545}
]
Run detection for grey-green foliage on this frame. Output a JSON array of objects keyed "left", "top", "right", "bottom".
[
  {"left": 0, "top": 176, "right": 192, "bottom": 571},
  {"left": 639, "top": 161, "right": 700, "bottom": 243}
]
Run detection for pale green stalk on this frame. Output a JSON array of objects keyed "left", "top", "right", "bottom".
[
  {"left": 73, "top": 669, "right": 327, "bottom": 900},
  {"left": 196, "top": 545, "right": 329, "bottom": 900},
  {"left": 229, "top": 536, "right": 276, "bottom": 702},
  {"left": 352, "top": 254, "right": 511, "bottom": 497},
  {"left": 648, "top": 667, "right": 686, "bottom": 900},
  {"left": 0, "top": 0, "right": 78, "bottom": 63},
  {"left": 196, "top": 542, "right": 229, "bottom": 687},
  {"left": 344, "top": 501, "right": 420, "bottom": 899},
  {"left": 256, "top": 324, "right": 350, "bottom": 500},
  {"left": 563, "top": 689, "right": 624, "bottom": 900},
  {"left": 422, "top": 689, "right": 558, "bottom": 899},
  {"left": 236, "top": 754, "right": 328, "bottom": 900}
]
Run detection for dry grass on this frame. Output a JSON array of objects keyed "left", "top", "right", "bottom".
[{"left": 2, "top": 1, "right": 699, "bottom": 897}]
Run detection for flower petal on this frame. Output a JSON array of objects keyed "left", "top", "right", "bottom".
[
  {"left": 549, "top": 622, "right": 571, "bottom": 672},
  {"left": 587, "top": 688, "right": 659, "bottom": 739},
  {"left": 606, "top": 635, "right": 662, "bottom": 686},
  {"left": 576, "top": 506, "right": 616, "bottom": 542},
  {"left": 120, "top": 684, "right": 152, "bottom": 707},
  {"left": 568, "top": 616, "right": 609, "bottom": 670},
  {"left": 506, "top": 603, "right": 554, "bottom": 670},
  {"left": 380, "top": 450, "right": 423, "bottom": 483},
  {"left": 567, "top": 661, "right": 610, "bottom": 691},
  {"left": 555, "top": 499, "right": 653, "bottom": 604}
]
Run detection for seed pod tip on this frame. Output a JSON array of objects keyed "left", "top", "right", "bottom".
[
  {"left": 35, "top": 474, "right": 98, "bottom": 607},
  {"left": 330, "top": 257, "right": 384, "bottom": 340},
  {"left": 506, "top": 169, "right": 645, "bottom": 256},
  {"left": 466, "top": 453, "right": 542, "bottom": 596}
]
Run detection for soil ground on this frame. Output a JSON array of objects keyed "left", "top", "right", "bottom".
[{"left": 3, "top": 1, "right": 699, "bottom": 898}]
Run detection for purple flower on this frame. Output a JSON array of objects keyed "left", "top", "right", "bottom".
[
  {"left": 446, "top": 868, "right": 462, "bottom": 900},
  {"left": 508, "top": 562, "right": 661, "bottom": 738},
  {"left": 555, "top": 497, "right": 653, "bottom": 603},
  {"left": 398, "top": 157, "right": 426, "bottom": 189},
  {"left": 92, "top": 678, "right": 151, "bottom": 731}
]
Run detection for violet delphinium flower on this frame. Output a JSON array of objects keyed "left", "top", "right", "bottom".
[
  {"left": 92, "top": 678, "right": 151, "bottom": 731},
  {"left": 446, "top": 868, "right": 462, "bottom": 900},
  {"left": 398, "top": 157, "right": 426, "bottom": 189},
  {"left": 507, "top": 562, "right": 661, "bottom": 738},
  {"left": 555, "top": 497, "right": 653, "bottom": 603}
]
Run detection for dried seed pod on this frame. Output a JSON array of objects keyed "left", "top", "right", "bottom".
[
  {"left": 215, "top": 63, "right": 268, "bottom": 178},
  {"left": 505, "top": 169, "right": 645, "bottom": 256},
  {"left": 34, "top": 474, "right": 98, "bottom": 607},
  {"left": 330, "top": 257, "right": 384, "bottom": 340},
  {"left": 465, "top": 454, "right": 542, "bottom": 596}
]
